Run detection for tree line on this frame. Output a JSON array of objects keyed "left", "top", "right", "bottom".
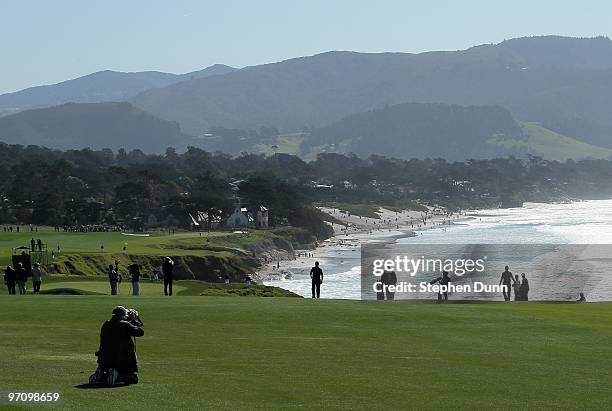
[{"left": 1, "top": 143, "right": 611, "bottom": 238}]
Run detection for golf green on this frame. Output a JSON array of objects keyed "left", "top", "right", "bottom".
[
  {"left": 0, "top": 228, "right": 277, "bottom": 268},
  {"left": 1, "top": 293, "right": 611, "bottom": 410}
]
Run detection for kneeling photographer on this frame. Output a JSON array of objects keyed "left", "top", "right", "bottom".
[{"left": 90, "top": 306, "right": 144, "bottom": 386}]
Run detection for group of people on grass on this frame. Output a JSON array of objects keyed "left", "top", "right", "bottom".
[
  {"left": 107, "top": 256, "right": 174, "bottom": 297},
  {"left": 30, "top": 238, "right": 44, "bottom": 251},
  {"left": 62, "top": 224, "right": 125, "bottom": 233},
  {"left": 499, "top": 266, "right": 530, "bottom": 301},
  {"left": 4, "top": 261, "right": 43, "bottom": 295},
  {"left": 3, "top": 224, "right": 40, "bottom": 232}
]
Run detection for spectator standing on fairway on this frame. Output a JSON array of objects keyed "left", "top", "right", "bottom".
[
  {"left": 512, "top": 274, "right": 520, "bottom": 301},
  {"left": 31, "top": 262, "right": 43, "bottom": 294},
  {"left": 380, "top": 270, "right": 398, "bottom": 300},
  {"left": 499, "top": 266, "right": 514, "bottom": 301},
  {"left": 128, "top": 264, "right": 141, "bottom": 296},
  {"left": 108, "top": 264, "right": 119, "bottom": 295},
  {"left": 519, "top": 273, "right": 530, "bottom": 301},
  {"left": 15, "top": 262, "right": 27, "bottom": 294},
  {"left": 430, "top": 270, "right": 451, "bottom": 302},
  {"left": 161, "top": 257, "right": 174, "bottom": 296},
  {"left": 4, "top": 265, "right": 16, "bottom": 295},
  {"left": 310, "top": 261, "right": 323, "bottom": 298}
]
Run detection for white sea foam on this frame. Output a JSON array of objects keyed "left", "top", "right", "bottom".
[
  {"left": 266, "top": 199, "right": 612, "bottom": 299},
  {"left": 267, "top": 264, "right": 361, "bottom": 299}
]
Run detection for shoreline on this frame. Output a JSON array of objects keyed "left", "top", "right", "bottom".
[
  {"left": 259, "top": 198, "right": 612, "bottom": 300},
  {"left": 257, "top": 205, "right": 473, "bottom": 283}
]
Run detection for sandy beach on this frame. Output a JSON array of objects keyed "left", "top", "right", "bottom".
[{"left": 256, "top": 205, "right": 468, "bottom": 282}]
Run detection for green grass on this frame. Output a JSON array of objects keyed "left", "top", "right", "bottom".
[
  {"left": 0, "top": 228, "right": 281, "bottom": 276},
  {"left": 323, "top": 202, "right": 428, "bottom": 220},
  {"left": 0, "top": 228, "right": 274, "bottom": 260},
  {"left": 41, "top": 278, "right": 189, "bottom": 296},
  {"left": 28, "top": 276, "right": 300, "bottom": 297},
  {"left": 325, "top": 203, "right": 382, "bottom": 219},
  {"left": 0, "top": 295, "right": 611, "bottom": 410},
  {"left": 490, "top": 122, "right": 612, "bottom": 161},
  {"left": 254, "top": 134, "right": 305, "bottom": 155},
  {"left": 380, "top": 200, "right": 429, "bottom": 213}
]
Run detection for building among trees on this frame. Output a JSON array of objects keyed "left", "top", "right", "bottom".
[{"left": 225, "top": 205, "right": 268, "bottom": 228}]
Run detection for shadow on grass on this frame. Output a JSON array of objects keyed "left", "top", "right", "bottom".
[
  {"left": 75, "top": 383, "right": 131, "bottom": 389},
  {"left": 41, "top": 287, "right": 105, "bottom": 295}
]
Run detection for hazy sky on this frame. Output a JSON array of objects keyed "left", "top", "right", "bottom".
[{"left": 1, "top": 0, "right": 612, "bottom": 94}]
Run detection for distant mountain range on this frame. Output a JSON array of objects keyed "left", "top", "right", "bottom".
[
  {"left": 129, "top": 35, "right": 612, "bottom": 149},
  {"left": 1, "top": 35, "right": 612, "bottom": 159},
  {"left": 0, "top": 64, "right": 236, "bottom": 115}
]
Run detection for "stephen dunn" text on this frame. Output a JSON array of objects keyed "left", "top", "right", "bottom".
[{"left": 373, "top": 281, "right": 506, "bottom": 294}]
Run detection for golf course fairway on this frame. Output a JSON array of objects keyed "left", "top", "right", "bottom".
[{"left": 1, "top": 294, "right": 611, "bottom": 410}]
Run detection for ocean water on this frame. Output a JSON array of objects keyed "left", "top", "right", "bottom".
[
  {"left": 264, "top": 199, "right": 612, "bottom": 300},
  {"left": 403, "top": 200, "right": 612, "bottom": 245}
]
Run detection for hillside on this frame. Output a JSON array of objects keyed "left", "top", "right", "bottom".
[
  {"left": 304, "top": 103, "right": 525, "bottom": 160},
  {"left": 0, "top": 102, "right": 199, "bottom": 151},
  {"left": 129, "top": 36, "right": 612, "bottom": 149},
  {"left": 198, "top": 103, "right": 612, "bottom": 161},
  {"left": 2, "top": 100, "right": 607, "bottom": 160},
  {"left": 0, "top": 64, "right": 236, "bottom": 115},
  {"left": 496, "top": 122, "right": 612, "bottom": 161}
]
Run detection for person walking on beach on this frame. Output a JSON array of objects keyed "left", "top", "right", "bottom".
[
  {"left": 310, "top": 261, "right": 323, "bottom": 298},
  {"left": 31, "top": 262, "right": 43, "bottom": 294},
  {"left": 108, "top": 264, "right": 119, "bottom": 295},
  {"left": 4, "top": 265, "right": 16, "bottom": 295},
  {"left": 15, "top": 262, "right": 28, "bottom": 294},
  {"left": 519, "top": 273, "right": 530, "bottom": 301},
  {"left": 499, "top": 266, "right": 514, "bottom": 301},
  {"left": 161, "top": 257, "right": 174, "bottom": 296}
]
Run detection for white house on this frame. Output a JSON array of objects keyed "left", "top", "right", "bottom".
[
  {"left": 226, "top": 207, "right": 253, "bottom": 227},
  {"left": 225, "top": 205, "right": 268, "bottom": 228},
  {"left": 255, "top": 206, "right": 269, "bottom": 228}
]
